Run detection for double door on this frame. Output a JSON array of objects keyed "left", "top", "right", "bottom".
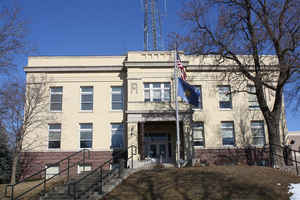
[{"left": 147, "top": 142, "right": 170, "bottom": 163}]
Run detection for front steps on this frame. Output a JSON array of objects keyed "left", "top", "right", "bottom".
[{"left": 39, "top": 168, "right": 137, "bottom": 200}]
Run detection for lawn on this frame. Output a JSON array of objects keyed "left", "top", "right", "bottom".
[{"left": 104, "top": 165, "right": 300, "bottom": 200}]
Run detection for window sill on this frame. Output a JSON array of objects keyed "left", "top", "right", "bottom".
[
  {"left": 249, "top": 107, "right": 260, "bottom": 110},
  {"left": 47, "top": 148, "right": 61, "bottom": 151},
  {"left": 110, "top": 110, "right": 123, "bottom": 112},
  {"left": 193, "top": 146, "right": 205, "bottom": 149},
  {"left": 79, "top": 110, "right": 93, "bottom": 113},
  {"left": 219, "top": 108, "right": 232, "bottom": 111},
  {"left": 50, "top": 111, "right": 62, "bottom": 113},
  {"left": 192, "top": 108, "right": 203, "bottom": 111}
]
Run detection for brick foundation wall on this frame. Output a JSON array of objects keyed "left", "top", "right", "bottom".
[
  {"left": 193, "top": 147, "right": 270, "bottom": 166},
  {"left": 20, "top": 151, "right": 113, "bottom": 180}
]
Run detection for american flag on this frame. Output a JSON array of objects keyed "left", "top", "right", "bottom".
[{"left": 176, "top": 54, "right": 187, "bottom": 81}]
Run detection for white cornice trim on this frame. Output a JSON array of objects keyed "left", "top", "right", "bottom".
[{"left": 24, "top": 66, "right": 123, "bottom": 72}]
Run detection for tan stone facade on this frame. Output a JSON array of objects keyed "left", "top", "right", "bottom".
[{"left": 23, "top": 51, "right": 287, "bottom": 171}]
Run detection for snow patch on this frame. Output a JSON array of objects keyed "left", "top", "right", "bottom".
[{"left": 289, "top": 184, "right": 300, "bottom": 200}]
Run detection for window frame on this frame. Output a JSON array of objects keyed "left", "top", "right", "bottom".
[
  {"left": 221, "top": 121, "right": 235, "bottom": 146},
  {"left": 111, "top": 86, "right": 123, "bottom": 111},
  {"left": 248, "top": 85, "right": 260, "bottom": 109},
  {"left": 218, "top": 85, "right": 232, "bottom": 110},
  {"left": 49, "top": 87, "right": 63, "bottom": 112},
  {"left": 79, "top": 123, "right": 93, "bottom": 149},
  {"left": 80, "top": 86, "right": 93, "bottom": 112},
  {"left": 144, "top": 82, "right": 171, "bottom": 102},
  {"left": 111, "top": 123, "right": 124, "bottom": 150},
  {"left": 192, "top": 122, "right": 205, "bottom": 147},
  {"left": 251, "top": 121, "right": 265, "bottom": 146},
  {"left": 192, "top": 85, "right": 203, "bottom": 110},
  {"left": 48, "top": 123, "right": 61, "bottom": 149}
]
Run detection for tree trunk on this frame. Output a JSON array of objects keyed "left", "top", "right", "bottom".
[
  {"left": 265, "top": 113, "right": 284, "bottom": 167},
  {"left": 10, "top": 152, "right": 19, "bottom": 184}
]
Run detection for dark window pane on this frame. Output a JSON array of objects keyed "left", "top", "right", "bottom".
[
  {"left": 112, "top": 94, "right": 122, "bottom": 102},
  {"left": 222, "top": 138, "right": 235, "bottom": 145},
  {"left": 49, "top": 124, "right": 61, "bottom": 130},
  {"left": 80, "top": 123, "right": 92, "bottom": 129},
  {"left": 220, "top": 101, "right": 232, "bottom": 109},
  {"left": 51, "top": 94, "right": 62, "bottom": 102},
  {"left": 81, "top": 87, "right": 93, "bottom": 92},
  {"left": 193, "top": 141, "right": 204, "bottom": 146},
  {"left": 112, "top": 102, "right": 123, "bottom": 110},
  {"left": 80, "top": 132, "right": 92, "bottom": 140},
  {"left": 81, "top": 94, "right": 93, "bottom": 102},
  {"left": 50, "top": 103, "right": 62, "bottom": 111},
  {"left": 51, "top": 87, "right": 62, "bottom": 93},
  {"left": 48, "top": 141, "right": 60, "bottom": 149},
  {"left": 81, "top": 103, "right": 93, "bottom": 110},
  {"left": 80, "top": 141, "right": 92, "bottom": 148}
]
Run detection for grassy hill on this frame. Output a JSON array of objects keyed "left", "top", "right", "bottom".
[{"left": 104, "top": 165, "right": 300, "bottom": 200}]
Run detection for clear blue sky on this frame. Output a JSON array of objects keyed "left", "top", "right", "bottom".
[{"left": 7, "top": 0, "right": 300, "bottom": 131}]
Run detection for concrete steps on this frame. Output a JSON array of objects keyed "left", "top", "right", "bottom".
[{"left": 39, "top": 168, "right": 137, "bottom": 200}]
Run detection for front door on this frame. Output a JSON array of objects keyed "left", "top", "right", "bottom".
[{"left": 147, "top": 142, "right": 169, "bottom": 163}]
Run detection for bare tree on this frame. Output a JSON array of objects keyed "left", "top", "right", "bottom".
[
  {"left": 0, "top": 77, "right": 50, "bottom": 184},
  {"left": 0, "top": 3, "right": 28, "bottom": 74},
  {"left": 172, "top": 0, "right": 299, "bottom": 166}
]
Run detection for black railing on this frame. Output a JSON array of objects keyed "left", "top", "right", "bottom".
[
  {"left": 270, "top": 143, "right": 300, "bottom": 175},
  {"left": 5, "top": 149, "right": 90, "bottom": 200},
  {"left": 68, "top": 145, "right": 137, "bottom": 200}
]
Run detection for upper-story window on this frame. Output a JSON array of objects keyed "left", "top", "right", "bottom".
[
  {"left": 80, "top": 86, "right": 93, "bottom": 111},
  {"left": 251, "top": 121, "right": 265, "bottom": 146},
  {"left": 192, "top": 86, "right": 203, "bottom": 109},
  {"left": 111, "top": 123, "right": 124, "bottom": 149},
  {"left": 248, "top": 85, "right": 259, "bottom": 109},
  {"left": 221, "top": 121, "right": 235, "bottom": 146},
  {"left": 192, "top": 122, "right": 205, "bottom": 147},
  {"left": 111, "top": 87, "right": 123, "bottom": 110},
  {"left": 144, "top": 83, "right": 170, "bottom": 102},
  {"left": 218, "top": 85, "right": 232, "bottom": 109},
  {"left": 80, "top": 123, "right": 93, "bottom": 148},
  {"left": 48, "top": 124, "right": 61, "bottom": 149},
  {"left": 50, "top": 87, "right": 63, "bottom": 111}
]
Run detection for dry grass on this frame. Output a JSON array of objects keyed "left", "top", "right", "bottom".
[
  {"left": 0, "top": 176, "right": 66, "bottom": 200},
  {"left": 104, "top": 166, "right": 300, "bottom": 200}
]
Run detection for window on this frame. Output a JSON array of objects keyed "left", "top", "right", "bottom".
[
  {"left": 80, "top": 123, "right": 93, "bottom": 148},
  {"left": 192, "top": 86, "right": 203, "bottom": 109},
  {"left": 50, "top": 87, "right": 62, "bottom": 111},
  {"left": 221, "top": 122, "right": 235, "bottom": 146},
  {"left": 192, "top": 123, "right": 205, "bottom": 147},
  {"left": 77, "top": 164, "right": 92, "bottom": 174},
  {"left": 45, "top": 165, "right": 59, "bottom": 179},
  {"left": 144, "top": 83, "right": 170, "bottom": 102},
  {"left": 111, "top": 123, "right": 124, "bottom": 149},
  {"left": 248, "top": 85, "right": 259, "bottom": 109},
  {"left": 218, "top": 86, "right": 232, "bottom": 109},
  {"left": 111, "top": 87, "right": 123, "bottom": 110},
  {"left": 251, "top": 121, "right": 265, "bottom": 146},
  {"left": 48, "top": 124, "right": 61, "bottom": 149},
  {"left": 80, "top": 86, "right": 93, "bottom": 111}
]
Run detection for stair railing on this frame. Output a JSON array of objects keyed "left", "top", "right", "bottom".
[
  {"left": 5, "top": 149, "right": 90, "bottom": 200},
  {"left": 68, "top": 145, "right": 137, "bottom": 200}
]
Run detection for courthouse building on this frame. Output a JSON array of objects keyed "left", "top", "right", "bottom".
[{"left": 23, "top": 51, "right": 287, "bottom": 175}]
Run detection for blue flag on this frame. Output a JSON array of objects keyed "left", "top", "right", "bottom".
[{"left": 177, "top": 78, "right": 200, "bottom": 107}]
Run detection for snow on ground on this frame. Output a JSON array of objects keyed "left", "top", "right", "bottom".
[{"left": 289, "top": 183, "right": 300, "bottom": 200}]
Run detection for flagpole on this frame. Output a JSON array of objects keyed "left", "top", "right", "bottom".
[{"left": 174, "top": 49, "right": 181, "bottom": 168}]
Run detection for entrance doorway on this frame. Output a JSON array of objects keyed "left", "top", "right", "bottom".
[{"left": 144, "top": 133, "right": 172, "bottom": 163}]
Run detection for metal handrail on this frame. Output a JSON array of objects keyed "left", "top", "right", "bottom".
[
  {"left": 5, "top": 149, "right": 90, "bottom": 200},
  {"left": 270, "top": 143, "right": 300, "bottom": 175},
  {"left": 68, "top": 145, "right": 137, "bottom": 200}
]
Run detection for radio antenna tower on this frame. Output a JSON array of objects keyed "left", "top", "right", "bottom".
[{"left": 142, "top": 0, "right": 167, "bottom": 51}]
